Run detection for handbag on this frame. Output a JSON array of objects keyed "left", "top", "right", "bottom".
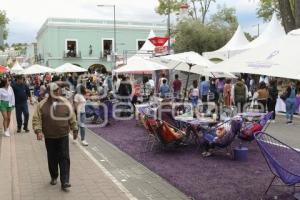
[
  {"left": 280, "top": 93, "right": 287, "bottom": 101},
  {"left": 207, "top": 91, "right": 215, "bottom": 101}
]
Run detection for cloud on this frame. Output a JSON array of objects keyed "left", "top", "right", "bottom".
[{"left": 2, "top": 0, "right": 262, "bottom": 43}]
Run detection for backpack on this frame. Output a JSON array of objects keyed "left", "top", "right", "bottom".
[{"left": 239, "top": 123, "right": 263, "bottom": 141}]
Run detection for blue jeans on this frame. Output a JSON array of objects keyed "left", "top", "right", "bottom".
[
  {"left": 79, "top": 112, "right": 86, "bottom": 141},
  {"left": 286, "top": 98, "right": 296, "bottom": 121},
  {"left": 15, "top": 103, "right": 29, "bottom": 129},
  {"left": 190, "top": 96, "right": 198, "bottom": 107},
  {"left": 204, "top": 133, "right": 217, "bottom": 144}
]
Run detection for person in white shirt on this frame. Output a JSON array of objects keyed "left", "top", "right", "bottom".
[
  {"left": 0, "top": 76, "right": 15, "bottom": 137},
  {"left": 74, "top": 84, "right": 88, "bottom": 146},
  {"left": 189, "top": 80, "right": 199, "bottom": 118}
]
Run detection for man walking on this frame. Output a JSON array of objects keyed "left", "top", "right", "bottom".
[
  {"left": 12, "top": 75, "right": 32, "bottom": 133},
  {"left": 32, "top": 83, "right": 78, "bottom": 191},
  {"left": 232, "top": 78, "right": 248, "bottom": 113},
  {"left": 172, "top": 74, "right": 182, "bottom": 98}
]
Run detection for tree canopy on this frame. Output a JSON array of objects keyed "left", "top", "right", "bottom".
[
  {"left": 256, "top": 0, "right": 300, "bottom": 33},
  {"left": 173, "top": 5, "right": 238, "bottom": 53},
  {"left": 156, "top": 0, "right": 215, "bottom": 23},
  {"left": 0, "top": 10, "right": 9, "bottom": 51}
]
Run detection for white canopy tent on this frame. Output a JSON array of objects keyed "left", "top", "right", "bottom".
[
  {"left": 154, "top": 51, "right": 236, "bottom": 78},
  {"left": 242, "top": 13, "right": 286, "bottom": 50},
  {"left": 139, "top": 30, "right": 156, "bottom": 52},
  {"left": 11, "top": 61, "right": 24, "bottom": 74},
  {"left": 209, "top": 29, "right": 300, "bottom": 80},
  {"left": 203, "top": 25, "right": 250, "bottom": 60},
  {"left": 21, "top": 64, "right": 54, "bottom": 75},
  {"left": 55, "top": 63, "right": 87, "bottom": 73},
  {"left": 153, "top": 51, "right": 236, "bottom": 100},
  {"left": 114, "top": 55, "right": 169, "bottom": 73},
  {"left": 138, "top": 29, "right": 168, "bottom": 53}
]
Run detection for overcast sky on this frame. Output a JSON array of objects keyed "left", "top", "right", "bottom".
[{"left": 2, "top": 0, "right": 263, "bottom": 44}]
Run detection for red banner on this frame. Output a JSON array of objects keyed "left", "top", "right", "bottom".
[{"left": 149, "top": 37, "right": 170, "bottom": 47}]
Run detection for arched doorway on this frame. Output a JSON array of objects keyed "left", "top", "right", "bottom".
[{"left": 88, "top": 64, "right": 107, "bottom": 74}]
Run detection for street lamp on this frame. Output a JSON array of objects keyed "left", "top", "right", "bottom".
[
  {"left": 97, "top": 4, "right": 116, "bottom": 71},
  {"left": 252, "top": 23, "right": 260, "bottom": 37},
  {"left": 167, "top": 0, "right": 171, "bottom": 54}
]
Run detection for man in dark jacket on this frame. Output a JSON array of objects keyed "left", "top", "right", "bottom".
[
  {"left": 267, "top": 80, "right": 278, "bottom": 121},
  {"left": 12, "top": 75, "right": 33, "bottom": 133},
  {"left": 32, "top": 83, "right": 78, "bottom": 191},
  {"left": 233, "top": 78, "right": 248, "bottom": 113}
]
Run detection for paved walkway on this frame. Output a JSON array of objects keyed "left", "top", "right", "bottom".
[
  {"left": 2, "top": 103, "right": 299, "bottom": 200},
  {"left": 0, "top": 105, "right": 189, "bottom": 200},
  {"left": 0, "top": 107, "right": 130, "bottom": 200}
]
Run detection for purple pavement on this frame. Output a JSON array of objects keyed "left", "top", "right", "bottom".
[{"left": 89, "top": 119, "right": 296, "bottom": 200}]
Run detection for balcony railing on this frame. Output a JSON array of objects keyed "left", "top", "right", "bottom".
[{"left": 63, "top": 50, "right": 81, "bottom": 58}]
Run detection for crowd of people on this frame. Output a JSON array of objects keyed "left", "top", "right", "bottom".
[
  {"left": 146, "top": 73, "right": 300, "bottom": 124},
  {"left": 1, "top": 70, "right": 300, "bottom": 191}
]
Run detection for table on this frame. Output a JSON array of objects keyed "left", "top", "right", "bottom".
[
  {"left": 174, "top": 115, "right": 219, "bottom": 144},
  {"left": 236, "top": 112, "right": 265, "bottom": 122},
  {"left": 135, "top": 103, "right": 158, "bottom": 117}
]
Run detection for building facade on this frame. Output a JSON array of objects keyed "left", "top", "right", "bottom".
[{"left": 36, "top": 18, "right": 167, "bottom": 71}]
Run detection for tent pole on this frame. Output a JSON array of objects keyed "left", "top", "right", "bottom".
[{"left": 183, "top": 63, "right": 193, "bottom": 102}]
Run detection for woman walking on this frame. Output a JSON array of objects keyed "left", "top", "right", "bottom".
[
  {"left": 284, "top": 81, "right": 297, "bottom": 124},
  {"left": 223, "top": 79, "right": 232, "bottom": 108},
  {"left": 257, "top": 82, "right": 269, "bottom": 113},
  {"left": 189, "top": 80, "right": 199, "bottom": 118},
  {"left": 74, "top": 84, "right": 88, "bottom": 146},
  {"left": 0, "top": 75, "right": 15, "bottom": 137}
]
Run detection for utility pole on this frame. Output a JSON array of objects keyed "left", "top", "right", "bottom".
[{"left": 167, "top": 0, "right": 171, "bottom": 55}]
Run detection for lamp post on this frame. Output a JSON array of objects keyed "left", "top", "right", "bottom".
[
  {"left": 97, "top": 4, "right": 116, "bottom": 71},
  {"left": 167, "top": 0, "right": 171, "bottom": 54},
  {"left": 252, "top": 23, "right": 260, "bottom": 37}
]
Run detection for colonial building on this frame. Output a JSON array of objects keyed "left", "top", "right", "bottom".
[{"left": 36, "top": 18, "right": 167, "bottom": 71}]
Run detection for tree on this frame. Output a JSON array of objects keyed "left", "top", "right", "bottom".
[
  {"left": 278, "top": 0, "right": 295, "bottom": 33},
  {"left": 0, "top": 10, "right": 9, "bottom": 51},
  {"left": 244, "top": 32, "right": 255, "bottom": 41},
  {"left": 0, "top": 10, "right": 9, "bottom": 40},
  {"left": 208, "top": 5, "right": 238, "bottom": 31},
  {"left": 295, "top": 0, "right": 300, "bottom": 27},
  {"left": 155, "top": 0, "right": 181, "bottom": 15},
  {"left": 155, "top": 0, "right": 215, "bottom": 23},
  {"left": 172, "top": 4, "right": 238, "bottom": 53},
  {"left": 199, "top": 0, "right": 216, "bottom": 23},
  {"left": 256, "top": 0, "right": 300, "bottom": 33}
]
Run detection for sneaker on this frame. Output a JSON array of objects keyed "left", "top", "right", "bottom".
[
  {"left": 50, "top": 178, "right": 57, "bottom": 185},
  {"left": 81, "top": 140, "right": 88, "bottom": 146},
  {"left": 204, "top": 152, "right": 212, "bottom": 157},
  {"left": 286, "top": 121, "right": 293, "bottom": 125},
  {"left": 24, "top": 128, "right": 30, "bottom": 133},
  {"left": 17, "top": 129, "right": 21, "bottom": 133},
  {"left": 61, "top": 183, "right": 71, "bottom": 191},
  {"left": 201, "top": 151, "right": 208, "bottom": 156},
  {"left": 271, "top": 120, "right": 275, "bottom": 123},
  {"left": 4, "top": 130, "right": 10, "bottom": 137}
]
